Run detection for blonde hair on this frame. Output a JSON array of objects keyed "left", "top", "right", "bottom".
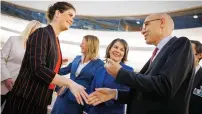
[
  {"left": 83, "top": 35, "right": 100, "bottom": 60},
  {"left": 20, "top": 20, "right": 41, "bottom": 41}
]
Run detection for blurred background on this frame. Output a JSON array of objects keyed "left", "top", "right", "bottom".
[
  {"left": 1, "top": 1, "right": 202, "bottom": 71},
  {"left": 1, "top": 1, "right": 202, "bottom": 112}
]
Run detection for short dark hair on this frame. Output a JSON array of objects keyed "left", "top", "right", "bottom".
[
  {"left": 191, "top": 40, "right": 202, "bottom": 61},
  {"left": 46, "top": 2, "right": 76, "bottom": 22},
  {"left": 105, "top": 38, "right": 129, "bottom": 63}
]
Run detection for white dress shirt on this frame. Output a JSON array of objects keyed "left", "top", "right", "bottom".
[
  {"left": 195, "top": 64, "right": 201, "bottom": 75},
  {"left": 152, "top": 36, "right": 173, "bottom": 61}
]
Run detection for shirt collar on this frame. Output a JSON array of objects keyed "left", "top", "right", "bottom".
[
  {"left": 81, "top": 54, "right": 85, "bottom": 63},
  {"left": 156, "top": 36, "right": 172, "bottom": 50},
  {"left": 81, "top": 54, "right": 91, "bottom": 64}
]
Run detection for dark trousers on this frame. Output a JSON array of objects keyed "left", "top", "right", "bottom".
[
  {"left": 2, "top": 95, "right": 47, "bottom": 114},
  {"left": 1, "top": 91, "right": 10, "bottom": 105}
]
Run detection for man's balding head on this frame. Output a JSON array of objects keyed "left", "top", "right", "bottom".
[{"left": 141, "top": 13, "right": 174, "bottom": 46}]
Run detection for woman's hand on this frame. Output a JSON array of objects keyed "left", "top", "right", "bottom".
[
  {"left": 68, "top": 80, "right": 89, "bottom": 105},
  {"left": 4, "top": 78, "right": 14, "bottom": 91},
  {"left": 62, "top": 58, "right": 68, "bottom": 65}
]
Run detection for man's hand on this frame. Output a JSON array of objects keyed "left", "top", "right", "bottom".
[
  {"left": 4, "top": 78, "right": 14, "bottom": 91},
  {"left": 104, "top": 58, "right": 122, "bottom": 77},
  {"left": 88, "top": 88, "right": 117, "bottom": 106},
  {"left": 68, "top": 80, "right": 89, "bottom": 105}
]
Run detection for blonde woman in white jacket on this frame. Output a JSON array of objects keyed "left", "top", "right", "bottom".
[{"left": 1, "top": 20, "right": 41, "bottom": 105}]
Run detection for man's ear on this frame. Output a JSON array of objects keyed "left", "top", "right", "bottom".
[{"left": 160, "top": 18, "right": 165, "bottom": 28}]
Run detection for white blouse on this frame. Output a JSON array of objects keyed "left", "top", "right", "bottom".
[{"left": 75, "top": 56, "right": 90, "bottom": 77}]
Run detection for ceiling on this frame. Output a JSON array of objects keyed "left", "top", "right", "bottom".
[{"left": 5, "top": 1, "right": 202, "bottom": 17}]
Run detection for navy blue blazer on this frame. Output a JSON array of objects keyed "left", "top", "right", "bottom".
[
  {"left": 88, "top": 62, "right": 134, "bottom": 114},
  {"left": 56, "top": 55, "right": 104, "bottom": 101}
]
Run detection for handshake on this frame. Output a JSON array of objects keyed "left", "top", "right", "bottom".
[
  {"left": 57, "top": 58, "right": 121, "bottom": 106},
  {"left": 58, "top": 85, "right": 117, "bottom": 106},
  {"left": 87, "top": 88, "right": 117, "bottom": 106}
]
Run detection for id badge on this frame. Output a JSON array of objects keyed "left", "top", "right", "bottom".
[{"left": 193, "top": 86, "right": 202, "bottom": 97}]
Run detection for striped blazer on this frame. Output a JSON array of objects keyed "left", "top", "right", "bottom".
[{"left": 10, "top": 25, "right": 62, "bottom": 108}]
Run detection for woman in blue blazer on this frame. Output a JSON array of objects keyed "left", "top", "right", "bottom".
[
  {"left": 88, "top": 38, "right": 134, "bottom": 114},
  {"left": 51, "top": 35, "right": 104, "bottom": 114}
]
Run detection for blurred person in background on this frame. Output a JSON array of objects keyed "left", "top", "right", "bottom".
[
  {"left": 1, "top": 20, "right": 41, "bottom": 105},
  {"left": 189, "top": 40, "right": 202, "bottom": 114},
  {"left": 51, "top": 35, "right": 104, "bottom": 114},
  {"left": 87, "top": 38, "right": 133, "bottom": 114},
  {"left": 2, "top": 2, "right": 89, "bottom": 114}
]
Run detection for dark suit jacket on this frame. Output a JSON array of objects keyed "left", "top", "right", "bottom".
[
  {"left": 10, "top": 25, "right": 61, "bottom": 108},
  {"left": 116, "top": 37, "right": 195, "bottom": 114},
  {"left": 189, "top": 67, "right": 202, "bottom": 114}
]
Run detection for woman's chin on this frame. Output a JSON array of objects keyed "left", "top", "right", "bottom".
[{"left": 111, "top": 58, "right": 120, "bottom": 63}]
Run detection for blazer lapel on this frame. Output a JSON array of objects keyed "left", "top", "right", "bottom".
[
  {"left": 76, "top": 60, "right": 94, "bottom": 78},
  {"left": 71, "top": 56, "right": 81, "bottom": 80},
  {"left": 145, "top": 37, "right": 177, "bottom": 74},
  {"left": 56, "top": 38, "right": 62, "bottom": 67},
  {"left": 46, "top": 25, "right": 60, "bottom": 67},
  {"left": 95, "top": 68, "right": 106, "bottom": 88},
  {"left": 140, "top": 60, "right": 150, "bottom": 74}
]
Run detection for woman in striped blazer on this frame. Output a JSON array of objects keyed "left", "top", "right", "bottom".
[
  {"left": 1, "top": 20, "right": 41, "bottom": 106},
  {"left": 2, "top": 2, "right": 88, "bottom": 114}
]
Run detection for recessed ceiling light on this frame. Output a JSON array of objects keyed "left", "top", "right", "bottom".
[
  {"left": 136, "top": 21, "right": 140, "bottom": 24},
  {"left": 193, "top": 15, "right": 198, "bottom": 19}
]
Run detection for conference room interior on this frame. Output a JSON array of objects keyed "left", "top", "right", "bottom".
[{"left": 1, "top": 1, "right": 202, "bottom": 114}]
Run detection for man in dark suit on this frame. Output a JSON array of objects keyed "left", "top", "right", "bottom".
[
  {"left": 189, "top": 40, "right": 202, "bottom": 114},
  {"left": 88, "top": 13, "right": 195, "bottom": 114}
]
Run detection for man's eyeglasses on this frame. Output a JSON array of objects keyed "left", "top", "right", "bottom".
[
  {"left": 141, "top": 18, "right": 162, "bottom": 30},
  {"left": 144, "top": 18, "right": 161, "bottom": 24}
]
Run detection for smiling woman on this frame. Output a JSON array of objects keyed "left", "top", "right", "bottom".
[
  {"left": 1, "top": 2, "right": 88, "bottom": 114},
  {"left": 87, "top": 38, "right": 133, "bottom": 114},
  {"left": 46, "top": 2, "right": 76, "bottom": 31},
  {"left": 105, "top": 38, "right": 129, "bottom": 63},
  {"left": 51, "top": 35, "right": 103, "bottom": 114}
]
